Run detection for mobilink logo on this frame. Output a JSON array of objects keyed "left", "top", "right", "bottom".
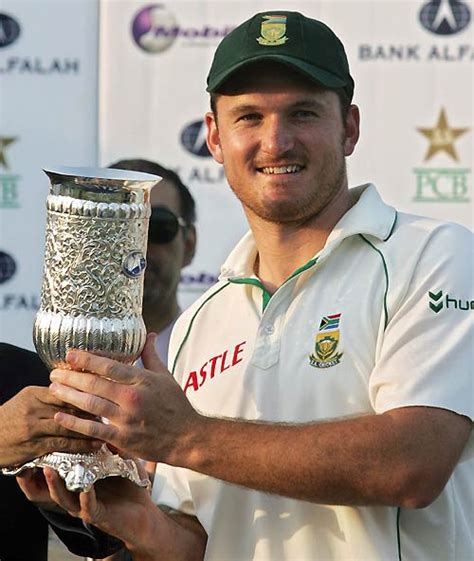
[
  {"left": 428, "top": 290, "right": 474, "bottom": 313},
  {"left": 419, "top": 0, "right": 471, "bottom": 36},
  {"left": 131, "top": 4, "right": 232, "bottom": 54},
  {"left": 0, "top": 251, "right": 17, "bottom": 284},
  {"left": 0, "top": 13, "right": 21, "bottom": 48},
  {"left": 181, "top": 120, "right": 211, "bottom": 158}
]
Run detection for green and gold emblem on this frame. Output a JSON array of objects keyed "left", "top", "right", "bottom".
[
  {"left": 309, "top": 314, "right": 343, "bottom": 369},
  {"left": 257, "top": 15, "right": 288, "bottom": 46}
]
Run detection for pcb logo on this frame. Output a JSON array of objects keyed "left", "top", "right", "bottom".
[
  {"left": 309, "top": 314, "right": 343, "bottom": 369},
  {"left": 257, "top": 15, "right": 288, "bottom": 46}
]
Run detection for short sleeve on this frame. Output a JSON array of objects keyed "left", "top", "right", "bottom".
[{"left": 369, "top": 223, "right": 473, "bottom": 421}]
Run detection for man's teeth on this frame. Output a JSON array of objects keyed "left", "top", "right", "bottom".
[{"left": 261, "top": 165, "right": 302, "bottom": 174}]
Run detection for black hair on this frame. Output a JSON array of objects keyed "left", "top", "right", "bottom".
[{"left": 109, "top": 159, "right": 196, "bottom": 225}]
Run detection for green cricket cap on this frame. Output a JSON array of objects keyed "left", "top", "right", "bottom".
[{"left": 206, "top": 11, "right": 354, "bottom": 101}]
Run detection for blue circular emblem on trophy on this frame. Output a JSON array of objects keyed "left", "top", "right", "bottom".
[{"left": 122, "top": 251, "right": 147, "bottom": 278}]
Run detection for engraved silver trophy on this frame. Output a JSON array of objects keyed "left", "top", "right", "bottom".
[{"left": 2, "top": 166, "right": 161, "bottom": 491}]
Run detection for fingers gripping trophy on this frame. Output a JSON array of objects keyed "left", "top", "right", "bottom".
[{"left": 2, "top": 166, "right": 161, "bottom": 492}]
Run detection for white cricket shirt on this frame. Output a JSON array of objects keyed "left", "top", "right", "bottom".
[{"left": 153, "top": 184, "right": 473, "bottom": 560}]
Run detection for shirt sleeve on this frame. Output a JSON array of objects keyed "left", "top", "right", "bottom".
[
  {"left": 369, "top": 223, "right": 473, "bottom": 425},
  {"left": 152, "top": 463, "right": 197, "bottom": 516}
]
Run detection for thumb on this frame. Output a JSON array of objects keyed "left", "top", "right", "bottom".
[{"left": 142, "top": 333, "right": 167, "bottom": 373}]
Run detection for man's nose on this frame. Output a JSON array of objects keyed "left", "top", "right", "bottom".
[{"left": 260, "top": 116, "right": 294, "bottom": 156}]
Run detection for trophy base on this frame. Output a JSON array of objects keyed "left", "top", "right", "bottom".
[{"left": 1, "top": 444, "right": 150, "bottom": 492}]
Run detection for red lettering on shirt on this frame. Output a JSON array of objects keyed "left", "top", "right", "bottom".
[
  {"left": 220, "top": 350, "right": 231, "bottom": 373},
  {"left": 183, "top": 371, "right": 198, "bottom": 394},
  {"left": 183, "top": 341, "right": 247, "bottom": 394},
  {"left": 208, "top": 355, "right": 221, "bottom": 378},
  {"left": 232, "top": 341, "right": 245, "bottom": 366},
  {"left": 199, "top": 362, "right": 208, "bottom": 387}
]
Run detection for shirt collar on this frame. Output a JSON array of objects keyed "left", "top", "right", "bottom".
[{"left": 219, "top": 184, "right": 396, "bottom": 281}]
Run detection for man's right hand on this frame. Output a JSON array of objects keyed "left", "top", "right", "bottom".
[{"left": 0, "top": 386, "right": 100, "bottom": 468}]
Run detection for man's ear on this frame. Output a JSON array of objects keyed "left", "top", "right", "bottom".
[
  {"left": 343, "top": 105, "right": 360, "bottom": 157},
  {"left": 205, "top": 112, "right": 224, "bottom": 164},
  {"left": 182, "top": 224, "right": 197, "bottom": 268}
]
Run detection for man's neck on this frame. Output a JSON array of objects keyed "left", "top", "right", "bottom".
[
  {"left": 143, "top": 300, "right": 179, "bottom": 334},
  {"left": 248, "top": 188, "right": 354, "bottom": 294}
]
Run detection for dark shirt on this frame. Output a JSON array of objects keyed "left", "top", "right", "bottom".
[
  {"left": 0, "top": 343, "right": 49, "bottom": 561},
  {"left": 0, "top": 343, "right": 123, "bottom": 560}
]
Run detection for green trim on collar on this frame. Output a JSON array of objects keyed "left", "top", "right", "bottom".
[
  {"left": 229, "top": 257, "right": 318, "bottom": 311},
  {"left": 287, "top": 257, "right": 318, "bottom": 280},
  {"left": 228, "top": 277, "right": 272, "bottom": 311}
]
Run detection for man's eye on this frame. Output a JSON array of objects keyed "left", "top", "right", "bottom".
[
  {"left": 293, "top": 110, "right": 317, "bottom": 119},
  {"left": 238, "top": 113, "right": 261, "bottom": 122}
]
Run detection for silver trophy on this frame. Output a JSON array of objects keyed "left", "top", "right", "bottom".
[{"left": 2, "top": 166, "right": 161, "bottom": 491}]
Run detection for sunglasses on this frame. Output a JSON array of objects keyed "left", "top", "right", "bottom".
[{"left": 148, "top": 206, "right": 187, "bottom": 244}]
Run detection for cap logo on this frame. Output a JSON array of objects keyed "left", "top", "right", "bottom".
[{"left": 256, "top": 15, "right": 288, "bottom": 46}]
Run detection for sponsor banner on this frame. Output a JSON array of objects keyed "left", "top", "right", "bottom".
[
  {"left": 0, "top": 1, "right": 99, "bottom": 349},
  {"left": 98, "top": 0, "right": 472, "bottom": 311},
  {"left": 333, "top": 0, "right": 473, "bottom": 228}
]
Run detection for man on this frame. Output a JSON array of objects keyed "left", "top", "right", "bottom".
[
  {"left": 22, "top": 11, "right": 473, "bottom": 560},
  {"left": 109, "top": 159, "right": 197, "bottom": 365}
]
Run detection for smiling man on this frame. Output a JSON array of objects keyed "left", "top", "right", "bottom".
[{"left": 20, "top": 11, "right": 473, "bottom": 561}]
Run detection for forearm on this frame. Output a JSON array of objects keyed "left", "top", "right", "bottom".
[
  {"left": 175, "top": 407, "right": 470, "bottom": 508},
  {"left": 125, "top": 506, "right": 206, "bottom": 561}
]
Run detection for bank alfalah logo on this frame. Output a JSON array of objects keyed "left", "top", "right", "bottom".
[
  {"left": 0, "top": 13, "right": 20, "bottom": 48},
  {"left": 419, "top": 0, "right": 471, "bottom": 36},
  {"left": 180, "top": 120, "right": 211, "bottom": 158},
  {"left": 0, "top": 251, "right": 17, "bottom": 284}
]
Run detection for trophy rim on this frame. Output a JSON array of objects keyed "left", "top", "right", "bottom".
[{"left": 43, "top": 165, "right": 161, "bottom": 183}]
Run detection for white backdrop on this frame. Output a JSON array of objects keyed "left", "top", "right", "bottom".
[
  {"left": 0, "top": 0, "right": 472, "bottom": 348},
  {"left": 0, "top": 0, "right": 99, "bottom": 348}
]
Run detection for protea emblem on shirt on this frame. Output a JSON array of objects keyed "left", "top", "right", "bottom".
[
  {"left": 309, "top": 314, "right": 343, "bottom": 369},
  {"left": 257, "top": 15, "right": 288, "bottom": 46}
]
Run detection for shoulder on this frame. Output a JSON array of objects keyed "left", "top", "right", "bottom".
[
  {"left": 175, "top": 280, "right": 232, "bottom": 329},
  {"left": 389, "top": 212, "right": 472, "bottom": 246},
  {"left": 377, "top": 212, "right": 472, "bottom": 270},
  {"left": 168, "top": 281, "right": 233, "bottom": 367}
]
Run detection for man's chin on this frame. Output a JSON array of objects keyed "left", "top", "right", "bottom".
[{"left": 251, "top": 200, "right": 317, "bottom": 224}]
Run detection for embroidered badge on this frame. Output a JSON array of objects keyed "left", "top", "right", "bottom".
[
  {"left": 257, "top": 15, "right": 289, "bottom": 46},
  {"left": 309, "top": 314, "right": 343, "bottom": 369}
]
